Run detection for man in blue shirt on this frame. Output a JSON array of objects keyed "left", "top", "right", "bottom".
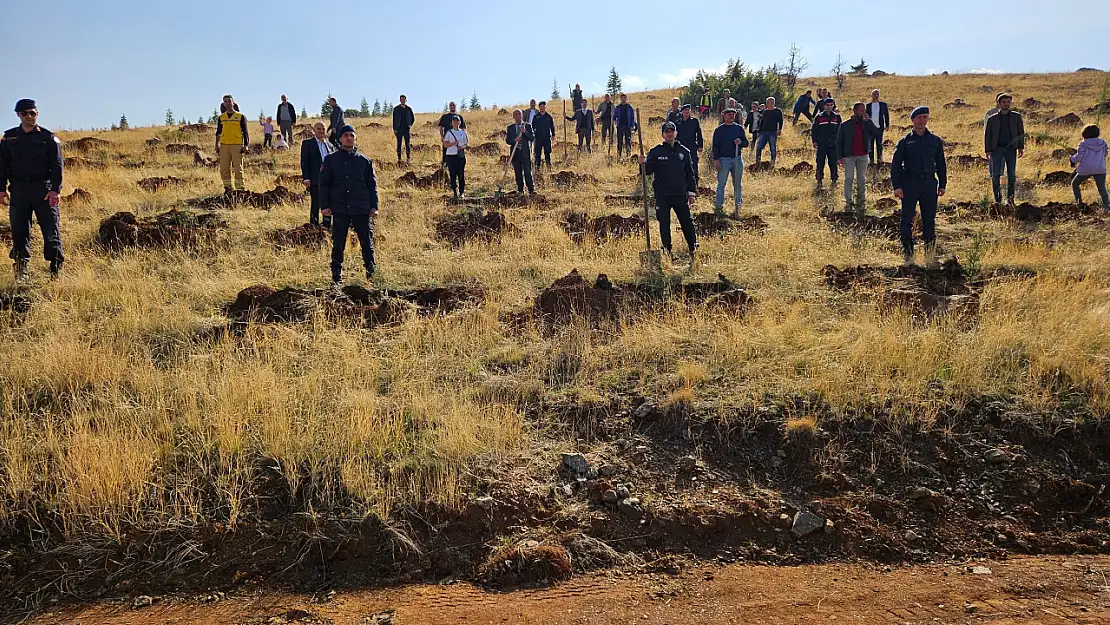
[{"left": 710, "top": 108, "right": 749, "bottom": 216}]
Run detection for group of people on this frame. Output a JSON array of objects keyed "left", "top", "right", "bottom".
[{"left": 3, "top": 84, "right": 1109, "bottom": 285}]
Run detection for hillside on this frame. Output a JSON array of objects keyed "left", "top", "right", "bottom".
[{"left": 2, "top": 71, "right": 1110, "bottom": 616}]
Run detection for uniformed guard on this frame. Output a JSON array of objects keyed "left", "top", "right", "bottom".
[
  {"left": 319, "top": 125, "right": 378, "bottom": 286},
  {"left": 891, "top": 106, "right": 947, "bottom": 267},
  {"left": 0, "top": 99, "right": 65, "bottom": 282},
  {"left": 641, "top": 121, "right": 698, "bottom": 263}
]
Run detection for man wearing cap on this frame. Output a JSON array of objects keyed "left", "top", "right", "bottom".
[
  {"left": 811, "top": 98, "right": 841, "bottom": 185},
  {"left": 667, "top": 98, "right": 683, "bottom": 125},
  {"left": 505, "top": 110, "right": 535, "bottom": 194},
  {"left": 984, "top": 93, "right": 1025, "bottom": 206},
  {"left": 676, "top": 104, "right": 704, "bottom": 186},
  {"left": 301, "top": 121, "right": 335, "bottom": 227},
  {"left": 532, "top": 101, "right": 556, "bottom": 168},
  {"left": 215, "top": 94, "right": 250, "bottom": 191},
  {"left": 0, "top": 99, "right": 65, "bottom": 281},
  {"left": 836, "top": 102, "right": 882, "bottom": 211},
  {"left": 891, "top": 106, "right": 947, "bottom": 267},
  {"left": 710, "top": 108, "right": 749, "bottom": 216},
  {"left": 641, "top": 121, "right": 698, "bottom": 263},
  {"left": 320, "top": 125, "right": 378, "bottom": 285}
]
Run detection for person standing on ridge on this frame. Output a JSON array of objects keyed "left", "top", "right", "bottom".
[
  {"left": 891, "top": 106, "right": 946, "bottom": 267},
  {"left": 392, "top": 94, "right": 415, "bottom": 163},
  {"left": 276, "top": 94, "right": 296, "bottom": 146},
  {"left": 215, "top": 94, "right": 249, "bottom": 191},
  {"left": 320, "top": 125, "right": 378, "bottom": 286},
  {"left": 641, "top": 121, "right": 698, "bottom": 263},
  {"left": 532, "top": 101, "right": 556, "bottom": 167}
]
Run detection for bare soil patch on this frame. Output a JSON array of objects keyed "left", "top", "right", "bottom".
[{"left": 97, "top": 210, "right": 227, "bottom": 250}]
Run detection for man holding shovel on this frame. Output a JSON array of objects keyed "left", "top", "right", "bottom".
[
  {"left": 711, "top": 108, "right": 748, "bottom": 216},
  {"left": 505, "top": 109, "right": 535, "bottom": 194},
  {"left": 641, "top": 121, "right": 698, "bottom": 263}
]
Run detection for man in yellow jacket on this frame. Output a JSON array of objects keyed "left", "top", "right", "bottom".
[{"left": 215, "top": 94, "right": 250, "bottom": 190}]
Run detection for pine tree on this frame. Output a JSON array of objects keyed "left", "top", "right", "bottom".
[
  {"left": 361, "top": 97, "right": 372, "bottom": 117},
  {"left": 850, "top": 58, "right": 869, "bottom": 76},
  {"left": 371, "top": 99, "right": 381, "bottom": 116},
  {"left": 209, "top": 108, "right": 218, "bottom": 124},
  {"left": 259, "top": 109, "right": 267, "bottom": 123},
  {"left": 606, "top": 67, "right": 622, "bottom": 95},
  {"left": 120, "top": 114, "right": 129, "bottom": 130},
  {"left": 469, "top": 91, "right": 480, "bottom": 111},
  {"left": 321, "top": 93, "right": 334, "bottom": 118},
  {"left": 165, "top": 108, "right": 174, "bottom": 125},
  {"left": 551, "top": 77, "right": 561, "bottom": 100},
  {"left": 443, "top": 102, "right": 450, "bottom": 113},
  {"left": 198, "top": 116, "right": 204, "bottom": 124},
  {"left": 383, "top": 99, "right": 393, "bottom": 114},
  {"left": 301, "top": 106, "right": 308, "bottom": 119}
]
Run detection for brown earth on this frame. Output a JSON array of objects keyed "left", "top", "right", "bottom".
[
  {"left": 562, "top": 211, "right": 644, "bottom": 244},
  {"left": 187, "top": 186, "right": 299, "bottom": 209},
  {"left": 823, "top": 258, "right": 980, "bottom": 317},
  {"left": 1043, "top": 170, "right": 1074, "bottom": 185},
  {"left": 25, "top": 556, "right": 1110, "bottom": 625},
  {"left": 396, "top": 169, "right": 448, "bottom": 189},
  {"left": 66, "top": 188, "right": 94, "bottom": 203},
  {"left": 63, "top": 156, "right": 107, "bottom": 170},
  {"left": 825, "top": 210, "right": 903, "bottom": 240},
  {"left": 434, "top": 206, "right": 518, "bottom": 246},
  {"left": 266, "top": 223, "right": 331, "bottom": 248},
  {"left": 97, "top": 209, "right": 227, "bottom": 250},
  {"left": 942, "top": 200, "right": 1105, "bottom": 224},
  {"left": 65, "top": 136, "right": 111, "bottom": 152},
  {"left": 164, "top": 143, "right": 199, "bottom": 155},
  {"left": 137, "top": 176, "right": 187, "bottom": 192}
]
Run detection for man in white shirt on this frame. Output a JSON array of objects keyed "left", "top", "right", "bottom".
[
  {"left": 867, "top": 89, "right": 890, "bottom": 164},
  {"left": 301, "top": 122, "right": 336, "bottom": 226},
  {"left": 525, "top": 99, "right": 539, "bottom": 124}
]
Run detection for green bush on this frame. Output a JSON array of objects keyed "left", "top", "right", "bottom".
[{"left": 679, "top": 60, "right": 787, "bottom": 113}]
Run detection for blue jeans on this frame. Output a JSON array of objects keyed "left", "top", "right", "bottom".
[
  {"left": 716, "top": 156, "right": 743, "bottom": 209},
  {"left": 755, "top": 131, "right": 777, "bottom": 162},
  {"left": 990, "top": 148, "right": 1017, "bottom": 202}
]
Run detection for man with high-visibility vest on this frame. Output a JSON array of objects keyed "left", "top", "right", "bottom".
[
  {"left": 699, "top": 87, "right": 712, "bottom": 120},
  {"left": 215, "top": 94, "right": 250, "bottom": 190}
]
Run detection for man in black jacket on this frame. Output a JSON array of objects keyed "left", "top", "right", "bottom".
[
  {"left": 892, "top": 107, "right": 947, "bottom": 266},
  {"left": 327, "top": 97, "right": 344, "bottom": 148},
  {"left": 614, "top": 94, "right": 637, "bottom": 158},
  {"left": 675, "top": 104, "right": 703, "bottom": 185},
  {"left": 276, "top": 95, "right": 296, "bottom": 146},
  {"left": 811, "top": 99, "right": 841, "bottom": 184},
  {"left": 565, "top": 99, "right": 595, "bottom": 152},
  {"left": 642, "top": 121, "right": 698, "bottom": 261},
  {"left": 866, "top": 89, "right": 890, "bottom": 164},
  {"left": 666, "top": 98, "right": 683, "bottom": 124},
  {"left": 392, "top": 95, "right": 415, "bottom": 163},
  {"left": 571, "top": 84, "right": 583, "bottom": 113},
  {"left": 301, "top": 122, "right": 335, "bottom": 227},
  {"left": 984, "top": 93, "right": 1025, "bottom": 206},
  {"left": 506, "top": 110, "right": 535, "bottom": 193},
  {"left": 754, "top": 97, "right": 783, "bottom": 165},
  {"left": 596, "top": 94, "right": 615, "bottom": 147},
  {"left": 320, "top": 125, "right": 378, "bottom": 285},
  {"left": 532, "top": 101, "right": 556, "bottom": 167}
]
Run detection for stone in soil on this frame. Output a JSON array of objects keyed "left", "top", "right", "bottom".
[
  {"left": 618, "top": 498, "right": 644, "bottom": 520},
  {"left": 791, "top": 510, "right": 827, "bottom": 538},
  {"left": 562, "top": 453, "right": 591, "bottom": 475}
]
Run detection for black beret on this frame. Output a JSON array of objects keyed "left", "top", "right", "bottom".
[{"left": 14, "top": 99, "right": 36, "bottom": 113}]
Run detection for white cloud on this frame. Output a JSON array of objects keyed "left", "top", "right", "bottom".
[
  {"left": 657, "top": 64, "right": 730, "bottom": 85},
  {"left": 968, "top": 67, "right": 1004, "bottom": 74},
  {"left": 624, "top": 75, "right": 645, "bottom": 87}
]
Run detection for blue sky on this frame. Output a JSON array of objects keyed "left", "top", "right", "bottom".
[{"left": 1, "top": 0, "right": 1104, "bottom": 130}]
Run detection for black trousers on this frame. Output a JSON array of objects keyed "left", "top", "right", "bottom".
[
  {"left": 446, "top": 154, "right": 466, "bottom": 195},
  {"left": 330, "top": 213, "right": 374, "bottom": 278},
  {"left": 868, "top": 127, "right": 885, "bottom": 162},
  {"left": 513, "top": 156, "right": 534, "bottom": 193},
  {"left": 308, "top": 184, "right": 331, "bottom": 227},
  {"left": 899, "top": 175, "right": 938, "bottom": 255},
  {"left": 600, "top": 121, "right": 612, "bottom": 144},
  {"left": 577, "top": 130, "right": 593, "bottom": 152},
  {"left": 395, "top": 129, "right": 411, "bottom": 160},
  {"left": 534, "top": 137, "right": 552, "bottom": 166},
  {"left": 8, "top": 182, "right": 64, "bottom": 264},
  {"left": 656, "top": 194, "right": 697, "bottom": 253},
  {"left": 616, "top": 125, "right": 633, "bottom": 155},
  {"left": 815, "top": 145, "right": 837, "bottom": 181}
]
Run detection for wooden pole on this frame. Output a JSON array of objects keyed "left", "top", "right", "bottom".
[
  {"left": 562, "top": 100, "right": 568, "bottom": 161},
  {"left": 636, "top": 107, "right": 650, "bottom": 251}
]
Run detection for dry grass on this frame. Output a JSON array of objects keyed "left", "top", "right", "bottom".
[{"left": 2, "top": 72, "right": 1109, "bottom": 539}]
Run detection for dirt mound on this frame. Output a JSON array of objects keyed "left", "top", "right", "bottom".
[
  {"left": 225, "top": 286, "right": 320, "bottom": 323},
  {"left": 193, "top": 149, "right": 217, "bottom": 167},
  {"left": 97, "top": 209, "right": 227, "bottom": 249},
  {"left": 274, "top": 174, "right": 304, "bottom": 186},
  {"left": 746, "top": 161, "right": 774, "bottom": 173},
  {"left": 468, "top": 142, "right": 502, "bottom": 156},
  {"left": 551, "top": 170, "right": 597, "bottom": 188},
  {"left": 943, "top": 99, "right": 973, "bottom": 109},
  {"left": 296, "top": 128, "right": 314, "bottom": 139},
  {"left": 823, "top": 258, "right": 978, "bottom": 317},
  {"left": 953, "top": 155, "right": 989, "bottom": 167},
  {"left": 137, "top": 176, "right": 187, "bottom": 192},
  {"left": 1085, "top": 100, "right": 1110, "bottom": 114},
  {"left": 178, "top": 123, "right": 211, "bottom": 133},
  {"left": 534, "top": 270, "right": 623, "bottom": 323},
  {"left": 603, "top": 193, "right": 647, "bottom": 205},
  {"left": 434, "top": 206, "right": 517, "bottom": 246},
  {"left": 1051, "top": 147, "right": 1077, "bottom": 159},
  {"left": 122, "top": 160, "right": 146, "bottom": 169},
  {"left": 364, "top": 122, "right": 383, "bottom": 129},
  {"left": 63, "top": 156, "right": 106, "bottom": 170},
  {"left": 874, "top": 197, "right": 898, "bottom": 210},
  {"left": 945, "top": 200, "right": 1101, "bottom": 223},
  {"left": 1043, "top": 170, "right": 1074, "bottom": 185},
  {"left": 1048, "top": 112, "right": 1082, "bottom": 125},
  {"left": 692, "top": 212, "right": 768, "bottom": 236},
  {"left": 144, "top": 137, "right": 161, "bottom": 147},
  {"left": 825, "top": 210, "right": 901, "bottom": 240},
  {"left": 267, "top": 223, "right": 330, "bottom": 248},
  {"left": 647, "top": 116, "right": 666, "bottom": 125},
  {"left": 187, "top": 186, "right": 297, "bottom": 209},
  {"left": 562, "top": 211, "right": 644, "bottom": 244},
  {"left": 1022, "top": 97, "right": 1045, "bottom": 108},
  {"left": 477, "top": 542, "right": 573, "bottom": 587},
  {"left": 66, "top": 188, "right": 93, "bottom": 203},
  {"left": 487, "top": 129, "right": 506, "bottom": 140},
  {"left": 65, "top": 137, "right": 110, "bottom": 152},
  {"left": 164, "top": 143, "right": 199, "bottom": 155},
  {"left": 892, "top": 105, "right": 914, "bottom": 113},
  {"left": 790, "top": 161, "right": 814, "bottom": 174},
  {"left": 396, "top": 169, "right": 448, "bottom": 188},
  {"left": 486, "top": 192, "right": 548, "bottom": 208}
]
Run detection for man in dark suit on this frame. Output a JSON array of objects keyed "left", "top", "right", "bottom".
[
  {"left": 300, "top": 122, "right": 336, "bottom": 226},
  {"left": 505, "top": 110, "right": 535, "bottom": 194},
  {"left": 565, "top": 99, "right": 595, "bottom": 152},
  {"left": 867, "top": 89, "right": 891, "bottom": 164}
]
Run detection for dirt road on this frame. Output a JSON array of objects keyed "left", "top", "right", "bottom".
[{"left": 25, "top": 556, "right": 1110, "bottom": 625}]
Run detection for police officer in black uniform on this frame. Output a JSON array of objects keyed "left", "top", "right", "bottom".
[
  {"left": 0, "top": 99, "right": 65, "bottom": 282},
  {"left": 675, "top": 104, "right": 704, "bottom": 186},
  {"left": 641, "top": 121, "right": 698, "bottom": 262},
  {"left": 891, "top": 106, "right": 947, "bottom": 267}
]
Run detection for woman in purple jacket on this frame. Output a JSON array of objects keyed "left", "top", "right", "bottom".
[{"left": 1070, "top": 125, "right": 1109, "bottom": 210}]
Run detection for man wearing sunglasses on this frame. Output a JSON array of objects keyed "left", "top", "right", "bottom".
[{"left": 0, "top": 99, "right": 65, "bottom": 282}]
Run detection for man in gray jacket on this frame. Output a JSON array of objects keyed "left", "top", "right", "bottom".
[
  {"left": 276, "top": 95, "right": 296, "bottom": 146},
  {"left": 836, "top": 102, "right": 882, "bottom": 211},
  {"left": 984, "top": 93, "right": 1024, "bottom": 206}
]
